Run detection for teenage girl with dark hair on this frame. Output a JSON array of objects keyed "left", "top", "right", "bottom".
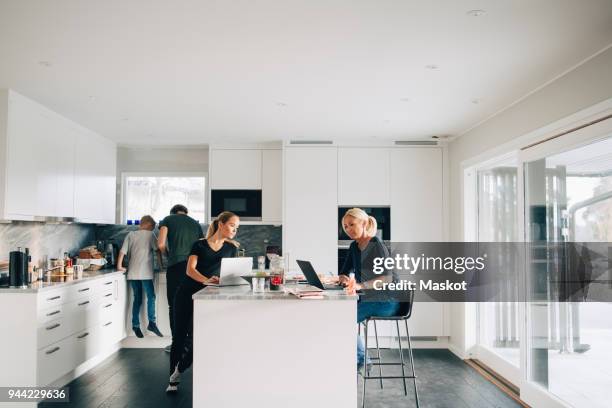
[{"left": 166, "top": 211, "right": 240, "bottom": 393}]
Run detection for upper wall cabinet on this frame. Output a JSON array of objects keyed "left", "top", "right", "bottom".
[
  {"left": 0, "top": 90, "right": 116, "bottom": 223},
  {"left": 390, "top": 147, "right": 444, "bottom": 241},
  {"left": 262, "top": 149, "right": 282, "bottom": 223},
  {"left": 73, "top": 130, "right": 116, "bottom": 224},
  {"left": 210, "top": 149, "right": 262, "bottom": 189},
  {"left": 209, "top": 147, "right": 281, "bottom": 223},
  {"left": 338, "top": 147, "right": 390, "bottom": 205}
]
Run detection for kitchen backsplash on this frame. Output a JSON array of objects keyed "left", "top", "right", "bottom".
[
  {"left": 95, "top": 224, "right": 282, "bottom": 267},
  {"left": 0, "top": 222, "right": 96, "bottom": 266}
]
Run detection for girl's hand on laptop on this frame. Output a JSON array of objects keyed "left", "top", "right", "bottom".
[{"left": 204, "top": 276, "right": 219, "bottom": 285}]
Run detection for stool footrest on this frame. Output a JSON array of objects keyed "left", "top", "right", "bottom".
[
  {"left": 362, "top": 375, "right": 417, "bottom": 380},
  {"left": 371, "top": 362, "right": 407, "bottom": 366}
]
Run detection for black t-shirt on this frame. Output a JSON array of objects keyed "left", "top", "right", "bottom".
[
  {"left": 339, "top": 236, "right": 396, "bottom": 283},
  {"left": 188, "top": 239, "right": 239, "bottom": 282}
]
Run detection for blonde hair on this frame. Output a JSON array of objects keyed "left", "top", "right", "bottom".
[
  {"left": 342, "top": 208, "right": 377, "bottom": 238},
  {"left": 206, "top": 211, "right": 240, "bottom": 247}
]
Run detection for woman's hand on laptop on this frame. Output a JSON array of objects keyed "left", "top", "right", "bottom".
[
  {"left": 204, "top": 276, "right": 220, "bottom": 285},
  {"left": 338, "top": 274, "right": 350, "bottom": 287}
]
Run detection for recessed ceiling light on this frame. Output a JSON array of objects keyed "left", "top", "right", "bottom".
[
  {"left": 276, "top": 102, "right": 288, "bottom": 107},
  {"left": 88, "top": 95, "right": 96, "bottom": 101},
  {"left": 38, "top": 61, "right": 52, "bottom": 67},
  {"left": 467, "top": 9, "right": 486, "bottom": 17},
  {"left": 120, "top": 117, "right": 129, "bottom": 121},
  {"left": 425, "top": 64, "right": 438, "bottom": 70},
  {"left": 400, "top": 97, "right": 412, "bottom": 102}
]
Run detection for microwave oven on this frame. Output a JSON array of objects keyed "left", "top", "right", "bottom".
[{"left": 211, "top": 190, "right": 262, "bottom": 221}]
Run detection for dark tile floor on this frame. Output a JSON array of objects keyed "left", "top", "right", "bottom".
[{"left": 41, "top": 348, "right": 520, "bottom": 408}]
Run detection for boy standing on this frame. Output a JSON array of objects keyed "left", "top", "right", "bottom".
[{"left": 117, "top": 215, "right": 164, "bottom": 338}]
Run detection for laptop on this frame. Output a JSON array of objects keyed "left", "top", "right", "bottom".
[
  {"left": 296, "top": 260, "right": 345, "bottom": 291},
  {"left": 206, "top": 257, "right": 252, "bottom": 286}
]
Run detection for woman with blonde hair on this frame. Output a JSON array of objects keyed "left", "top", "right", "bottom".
[
  {"left": 339, "top": 208, "right": 399, "bottom": 373},
  {"left": 166, "top": 211, "right": 240, "bottom": 393}
]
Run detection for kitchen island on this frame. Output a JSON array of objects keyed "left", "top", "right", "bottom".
[{"left": 192, "top": 285, "right": 357, "bottom": 408}]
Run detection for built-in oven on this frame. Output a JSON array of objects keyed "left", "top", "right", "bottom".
[
  {"left": 337, "top": 206, "right": 391, "bottom": 271},
  {"left": 211, "top": 189, "right": 262, "bottom": 221}
]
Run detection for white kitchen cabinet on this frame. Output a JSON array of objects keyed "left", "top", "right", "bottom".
[
  {"left": 283, "top": 147, "right": 338, "bottom": 273},
  {"left": 338, "top": 148, "right": 390, "bottom": 205},
  {"left": 390, "top": 148, "right": 444, "bottom": 241},
  {"left": 210, "top": 149, "right": 262, "bottom": 189},
  {"left": 0, "top": 89, "right": 116, "bottom": 222},
  {"left": 0, "top": 272, "right": 126, "bottom": 394},
  {"left": 262, "top": 149, "right": 282, "bottom": 223},
  {"left": 73, "top": 130, "right": 117, "bottom": 223}
]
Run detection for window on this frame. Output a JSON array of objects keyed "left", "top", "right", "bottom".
[{"left": 123, "top": 174, "right": 206, "bottom": 224}]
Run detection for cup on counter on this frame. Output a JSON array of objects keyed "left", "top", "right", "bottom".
[
  {"left": 74, "top": 264, "right": 84, "bottom": 279},
  {"left": 252, "top": 276, "right": 266, "bottom": 293}
]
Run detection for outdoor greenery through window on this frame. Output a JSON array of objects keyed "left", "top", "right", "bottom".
[{"left": 124, "top": 176, "right": 206, "bottom": 224}]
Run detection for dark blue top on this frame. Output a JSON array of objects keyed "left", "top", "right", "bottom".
[{"left": 339, "top": 236, "right": 396, "bottom": 284}]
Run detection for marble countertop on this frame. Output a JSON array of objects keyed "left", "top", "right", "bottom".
[
  {"left": 193, "top": 284, "right": 358, "bottom": 301},
  {"left": 0, "top": 269, "right": 125, "bottom": 293}
]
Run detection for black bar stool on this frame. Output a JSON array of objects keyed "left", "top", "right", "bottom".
[{"left": 360, "top": 290, "right": 419, "bottom": 408}]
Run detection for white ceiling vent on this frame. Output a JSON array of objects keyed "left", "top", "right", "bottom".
[
  {"left": 289, "top": 140, "right": 334, "bottom": 145},
  {"left": 394, "top": 140, "right": 438, "bottom": 146}
]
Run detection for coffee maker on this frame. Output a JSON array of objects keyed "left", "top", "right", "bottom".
[{"left": 9, "top": 247, "right": 28, "bottom": 288}]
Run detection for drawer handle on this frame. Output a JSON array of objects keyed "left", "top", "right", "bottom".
[
  {"left": 103, "top": 281, "right": 112, "bottom": 286},
  {"left": 103, "top": 303, "right": 112, "bottom": 308},
  {"left": 45, "top": 323, "right": 60, "bottom": 331},
  {"left": 103, "top": 321, "right": 112, "bottom": 327},
  {"left": 46, "top": 310, "right": 61, "bottom": 317},
  {"left": 78, "top": 287, "right": 90, "bottom": 292},
  {"left": 104, "top": 293, "right": 112, "bottom": 297},
  {"left": 45, "top": 346, "right": 60, "bottom": 355},
  {"left": 47, "top": 295, "right": 61, "bottom": 301},
  {"left": 78, "top": 301, "right": 90, "bottom": 306},
  {"left": 77, "top": 332, "right": 89, "bottom": 339}
]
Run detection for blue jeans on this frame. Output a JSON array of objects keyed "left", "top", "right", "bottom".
[
  {"left": 130, "top": 280, "right": 156, "bottom": 328},
  {"left": 357, "top": 301, "right": 400, "bottom": 366}
]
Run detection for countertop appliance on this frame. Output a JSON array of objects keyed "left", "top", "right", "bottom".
[{"left": 211, "top": 189, "right": 262, "bottom": 221}]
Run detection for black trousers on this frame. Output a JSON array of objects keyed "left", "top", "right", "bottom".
[
  {"left": 169, "top": 281, "right": 199, "bottom": 375},
  {"left": 166, "top": 261, "right": 187, "bottom": 338}
]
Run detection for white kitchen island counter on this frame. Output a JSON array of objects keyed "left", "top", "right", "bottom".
[{"left": 192, "top": 285, "right": 357, "bottom": 408}]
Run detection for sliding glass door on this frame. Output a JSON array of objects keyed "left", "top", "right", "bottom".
[
  {"left": 522, "top": 119, "right": 612, "bottom": 408},
  {"left": 474, "top": 156, "right": 522, "bottom": 384}
]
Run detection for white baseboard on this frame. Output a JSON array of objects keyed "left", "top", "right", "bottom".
[
  {"left": 121, "top": 334, "right": 171, "bottom": 348},
  {"left": 448, "top": 342, "right": 468, "bottom": 360}
]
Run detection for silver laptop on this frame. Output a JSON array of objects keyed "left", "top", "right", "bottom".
[{"left": 206, "top": 257, "right": 252, "bottom": 286}]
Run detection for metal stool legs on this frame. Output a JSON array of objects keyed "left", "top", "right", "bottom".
[
  {"left": 373, "top": 321, "right": 383, "bottom": 389},
  {"left": 362, "top": 322, "right": 368, "bottom": 408},
  {"left": 361, "top": 318, "right": 420, "bottom": 408},
  {"left": 405, "top": 320, "right": 420, "bottom": 407}
]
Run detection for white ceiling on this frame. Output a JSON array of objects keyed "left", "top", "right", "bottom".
[{"left": 0, "top": 1, "right": 611, "bottom": 146}]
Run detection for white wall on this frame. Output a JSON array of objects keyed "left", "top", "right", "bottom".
[
  {"left": 447, "top": 46, "right": 612, "bottom": 356},
  {"left": 115, "top": 146, "right": 209, "bottom": 222}
]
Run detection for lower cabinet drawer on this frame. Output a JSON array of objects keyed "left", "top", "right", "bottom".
[
  {"left": 73, "top": 327, "right": 99, "bottom": 368},
  {"left": 98, "top": 318, "right": 123, "bottom": 347},
  {"left": 37, "top": 336, "right": 75, "bottom": 386},
  {"left": 68, "top": 297, "right": 99, "bottom": 334},
  {"left": 37, "top": 317, "right": 71, "bottom": 350}
]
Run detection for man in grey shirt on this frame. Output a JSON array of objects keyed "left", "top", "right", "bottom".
[{"left": 117, "top": 215, "right": 164, "bottom": 338}]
